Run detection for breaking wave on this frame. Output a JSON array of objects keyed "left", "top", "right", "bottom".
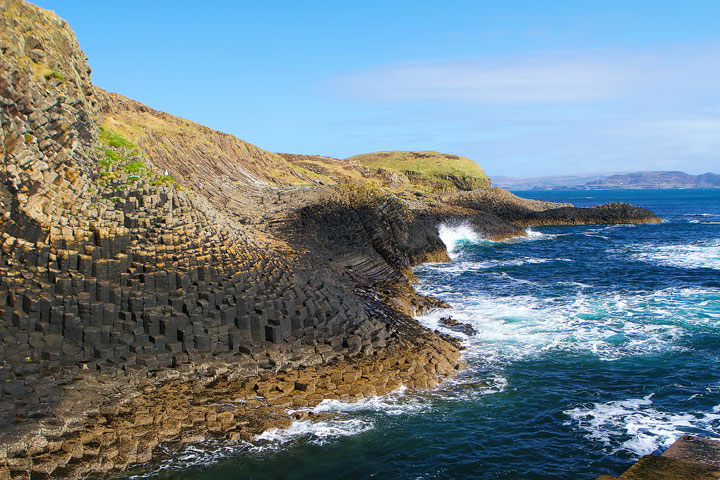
[
  {"left": 565, "top": 394, "right": 720, "bottom": 456},
  {"left": 256, "top": 418, "right": 374, "bottom": 446},
  {"left": 629, "top": 239, "right": 720, "bottom": 270},
  {"left": 416, "top": 287, "right": 720, "bottom": 362},
  {"left": 438, "top": 223, "right": 482, "bottom": 257}
]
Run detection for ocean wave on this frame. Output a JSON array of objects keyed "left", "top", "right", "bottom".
[
  {"left": 496, "top": 271, "right": 537, "bottom": 285},
  {"left": 683, "top": 213, "right": 720, "bottom": 218},
  {"left": 564, "top": 394, "right": 720, "bottom": 457},
  {"left": 437, "top": 224, "right": 557, "bottom": 259},
  {"left": 418, "top": 257, "right": 567, "bottom": 275},
  {"left": 438, "top": 223, "right": 483, "bottom": 258},
  {"left": 127, "top": 441, "right": 246, "bottom": 479},
  {"left": 438, "top": 373, "right": 509, "bottom": 399},
  {"left": 629, "top": 239, "right": 720, "bottom": 270},
  {"left": 416, "top": 287, "right": 720, "bottom": 362},
  {"left": 582, "top": 233, "right": 611, "bottom": 240},
  {"left": 256, "top": 418, "right": 373, "bottom": 447},
  {"left": 127, "top": 416, "right": 375, "bottom": 478},
  {"left": 305, "top": 388, "right": 429, "bottom": 416},
  {"left": 518, "top": 228, "right": 558, "bottom": 242}
]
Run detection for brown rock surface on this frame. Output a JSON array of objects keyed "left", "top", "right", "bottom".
[{"left": 596, "top": 435, "right": 720, "bottom": 479}]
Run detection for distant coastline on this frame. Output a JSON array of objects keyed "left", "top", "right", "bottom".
[{"left": 494, "top": 170, "right": 720, "bottom": 191}]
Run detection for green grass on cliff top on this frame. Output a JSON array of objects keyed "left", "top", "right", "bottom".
[{"left": 347, "top": 151, "right": 488, "bottom": 180}]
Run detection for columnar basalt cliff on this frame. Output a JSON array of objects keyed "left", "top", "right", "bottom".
[{"left": 0, "top": 1, "right": 661, "bottom": 477}]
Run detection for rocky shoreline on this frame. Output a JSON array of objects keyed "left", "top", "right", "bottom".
[
  {"left": 1, "top": 328, "right": 461, "bottom": 479},
  {"left": 0, "top": 1, "right": 662, "bottom": 478}
]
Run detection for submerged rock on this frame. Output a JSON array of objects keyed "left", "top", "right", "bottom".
[{"left": 439, "top": 316, "right": 478, "bottom": 336}]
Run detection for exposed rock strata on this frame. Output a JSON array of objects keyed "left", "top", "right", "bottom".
[
  {"left": 0, "top": 1, "right": 661, "bottom": 477},
  {"left": 1, "top": 330, "right": 460, "bottom": 479}
]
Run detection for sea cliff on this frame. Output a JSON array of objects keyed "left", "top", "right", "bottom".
[{"left": 0, "top": 1, "right": 660, "bottom": 477}]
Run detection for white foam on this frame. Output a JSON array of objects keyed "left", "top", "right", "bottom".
[
  {"left": 416, "top": 287, "right": 720, "bottom": 362},
  {"left": 304, "top": 388, "right": 430, "bottom": 416},
  {"left": 419, "top": 257, "right": 562, "bottom": 275},
  {"left": 256, "top": 418, "right": 373, "bottom": 446},
  {"left": 525, "top": 228, "right": 552, "bottom": 240},
  {"left": 127, "top": 441, "right": 246, "bottom": 479},
  {"left": 438, "top": 373, "right": 509, "bottom": 400},
  {"left": 504, "top": 228, "right": 559, "bottom": 243},
  {"left": 438, "top": 223, "right": 482, "bottom": 258},
  {"left": 583, "top": 233, "right": 611, "bottom": 240},
  {"left": 436, "top": 224, "right": 557, "bottom": 258},
  {"left": 629, "top": 239, "right": 720, "bottom": 270},
  {"left": 127, "top": 415, "right": 375, "bottom": 478},
  {"left": 564, "top": 394, "right": 720, "bottom": 456}
]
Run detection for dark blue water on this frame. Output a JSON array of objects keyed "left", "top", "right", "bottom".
[{"left": 132, "top": 189, "right": 720, "bottom": 480}]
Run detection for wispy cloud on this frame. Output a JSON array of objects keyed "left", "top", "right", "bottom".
[
  {"left": 327, "top": 46, "right": 720, "bottom": 175},
  {"left": 334, "top": 47, "right": 720, "bottom": 105}
]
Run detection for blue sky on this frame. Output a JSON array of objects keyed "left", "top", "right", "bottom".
[{"left": 34, "top": 1, "right": 720, "bottom": 176}]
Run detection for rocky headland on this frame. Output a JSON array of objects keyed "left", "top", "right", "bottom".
[{"left": 0, "top": 1, "right": 660, "bottom": 477}]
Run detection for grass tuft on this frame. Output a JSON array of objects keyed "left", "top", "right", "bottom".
[
  {"left": 122, "top": 161, "right": 147, "bottom": 174},
  {"left": 43, "top": 70, "right": 65, "bottom": 82},
  {"left": 99, "top": 127, "right": 136, "bottom": 149}
]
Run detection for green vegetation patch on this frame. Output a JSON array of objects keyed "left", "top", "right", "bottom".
[
  {"left": 104, "top": 150, "right": 124, "bottom": 163},
  {"left": 44, "top": 70, "right": 65, "bottom": 82},
  {"left": 99, "top": 126, "right": 137, "bottom": 149},
  {"left": 348, "top": 151, "right": 491, "bottom": 191},
  {"left": 149, "top": 175, "right": 175, "bottom": 186},
  {"left": 122, "top": 161, "right": 147, "bottom": 174}
]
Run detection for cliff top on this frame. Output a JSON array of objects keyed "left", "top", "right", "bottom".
[{"left": 348, "top": 151, "right": 491, "bottom": 191}]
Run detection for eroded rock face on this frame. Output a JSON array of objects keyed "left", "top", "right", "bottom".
[
  {"left": 0, "top": 0, "right": 98, "bottom": 243},
  {"left": 0, "top": 3, "right": 462, "bottom": 475},
  {"left": 0, "top": 1, "right": 663, "bottom": 476}
]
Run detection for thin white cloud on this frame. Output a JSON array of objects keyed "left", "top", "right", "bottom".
[
  {"left": 326, "top": 46, "right": 720, "bottom": 175},
  {"left": 335, "top": 48, "right": 720, "bottom": 105}
]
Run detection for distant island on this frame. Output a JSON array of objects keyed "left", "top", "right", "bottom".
[{"left": 494, "top": 171, "right": 720, "bottom": 190}]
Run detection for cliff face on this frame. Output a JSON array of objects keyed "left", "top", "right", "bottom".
[
  {"left": 0, "top": 1, "right": 661, "bottom": 477},
  {"left": 0, "top": 0, "right": 97, "bottom": 243}
]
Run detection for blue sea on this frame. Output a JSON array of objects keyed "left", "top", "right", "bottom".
[{"left": 133, "top": 189, "right": 720, "bottom": 480}]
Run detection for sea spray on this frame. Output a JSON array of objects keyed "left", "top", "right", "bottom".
[
  {"left": 564, "top": 394, "right": 720, "bottom": 456},
  {"left": 438, "top": 222, "right": 481, "bottom": 257},
  {"left": 255, "top": 418, "right": 374, "bottom": 447}
]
